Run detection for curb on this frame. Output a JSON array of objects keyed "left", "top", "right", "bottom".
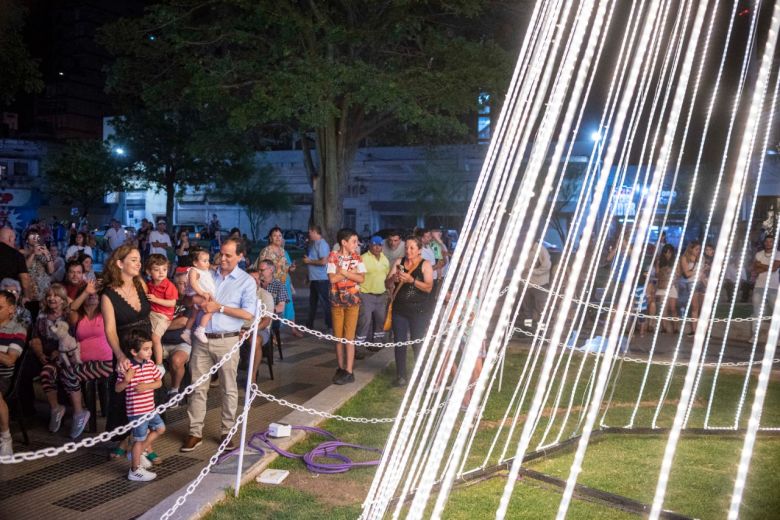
[{"left": 139, "top": 347, "right": 395, "bottom": 520}]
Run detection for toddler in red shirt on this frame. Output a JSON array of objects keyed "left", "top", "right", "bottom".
[{"left": 145, "top": 254, "right": 178, "bottom": 374}]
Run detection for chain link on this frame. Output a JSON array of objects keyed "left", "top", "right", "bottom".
[
  {"left": 159, "top": 389, "right": 258, "bottom": 520},
  {"left": 515, "top": 278, "right": 771, "bottom": 323},
  {"left": 262, "top": 310, "right": 431, "bottom": 348},
  {"left": 512, "top": 326, "right": 780, "bottom": 368},
  {"left": 250, "top": 382, "right": 477, "bottom": 424},
  {"left": 0, "top": 321, "right": 260, "bottom": 465}
]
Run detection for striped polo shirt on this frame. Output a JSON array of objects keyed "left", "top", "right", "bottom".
[
  {"left": 0, "top": 319, "right": 26, "bottom": 380},
  {"left": 118, "top": 360, "right": 161, "bottom": 416}
]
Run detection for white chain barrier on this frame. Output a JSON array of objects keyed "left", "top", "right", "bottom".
[
  {"left": 511, "top": 326, "right": 780, "bottom": 368},
  {"left": 0, "top": 320, "right": 260, "bottom": 465},
  {"left": 159, "top": 388, "right": 258, "bottom": 520}
]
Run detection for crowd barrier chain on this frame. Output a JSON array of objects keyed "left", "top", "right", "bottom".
[
  {"left": 0, "top": 320, "right": 260, "bottom": 464},
  {"left": 511, "top": 326, "right": 780, "bottom": 368}
]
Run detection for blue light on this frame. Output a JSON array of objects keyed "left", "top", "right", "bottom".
[
  {"left": 148, "top": 34, "right": 156, "bottom": 41},
  {"left": 113, "top": 147, "right": 126, "bottom": 156},
  {"left": 591, "top": 130, "right": 601, "bottom": 142}
]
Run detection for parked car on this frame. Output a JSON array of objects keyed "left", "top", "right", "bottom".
[
  {"left": 284, "top": 229, "right": 307, "bottom": 248},
  {"left": 174, "top": 224, "right": 208, "bottom": 241}
]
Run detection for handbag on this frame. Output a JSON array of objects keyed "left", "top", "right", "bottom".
[{"left": 383, "top": 257, "right": 422, "bottom": 331}]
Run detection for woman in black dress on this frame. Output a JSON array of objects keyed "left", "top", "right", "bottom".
[
  {"left": 100, "top": 244, "right": 151, "bottom": 455},
  {"left": 386, "top": 236, "right": 434, "bottom": 387}
]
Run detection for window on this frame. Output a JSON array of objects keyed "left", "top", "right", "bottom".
[
  {"left": 13, "top": 161, "right": 28, "bottom": 176},
  {"left": 344, "top": 208, "right": 357, "bottom": 230}
]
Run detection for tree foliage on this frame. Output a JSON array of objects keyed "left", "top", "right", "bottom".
[
  {"left": 44, "top": 140, "right": 127, "bottom": 217},
  {"left": 213, "top": 161, "right": 293, "bottom": 241},
  {"left": 100, "top": 1, "right": 517, "bottom": 239},
  {"left": 0, "top": 0, "right": 43, "bottom": 105},
  {"left": 98, "top": 19, "right": 256, "bottom": 226}
]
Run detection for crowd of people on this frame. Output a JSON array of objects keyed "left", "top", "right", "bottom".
[{"left": 0, "top": 214, "right": 457, "bottom": 484}]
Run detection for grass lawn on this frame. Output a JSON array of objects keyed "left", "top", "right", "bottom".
[{"left": 206, "top": 345, "right": 780, "bottom": 519}]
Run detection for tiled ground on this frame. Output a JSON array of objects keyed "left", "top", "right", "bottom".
[{"left": 0, "top": 330, "right": 356, "bottom": 520}]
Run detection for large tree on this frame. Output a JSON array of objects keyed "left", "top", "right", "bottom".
[
  {"left": 100, "top": 1, "right": 515, "bottom": 239},
  {"left": 44, "top": 140, "right": 127, "bottom": 218},
  {"left": 0, "top": 0, "right": 43, "bottom": 105}
]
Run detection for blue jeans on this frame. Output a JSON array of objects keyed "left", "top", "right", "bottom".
[
  {"left": 308, "top": 280, "right": 332, "bottom": 328},
  {"left": 129, "top": 413, "right": 165, "bottom": 441}
]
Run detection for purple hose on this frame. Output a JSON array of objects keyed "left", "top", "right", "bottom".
[{"left": 218, "top": 425, "right": 382, "bottom": 473}]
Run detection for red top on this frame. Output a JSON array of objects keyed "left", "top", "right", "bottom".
[
  {"left": 147, "top": 277, "right": 177, "bottom": 318},
  {"left": 118, "top": 360, "right": 161, "bottom": 416}
]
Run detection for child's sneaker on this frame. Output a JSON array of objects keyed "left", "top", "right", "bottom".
[
  {"left": 180, "top": 328, "right": 192, "bottom": 345},
  {"left": 0, "top": 433, "right": 12, "bottom": 457},
  {"left": 127, "top": 466, "right": 157, "bottom": 482},
  {"left": 194, "top": 326, "right": 208, "bottom": 343},
  {"left": 49, "top": 405, "right": 66, "bottom": 433},
  {"left": 127, "top": 450, "right": 153, "bottom": 469},
  {"left": 70, "top": 410, "right": 91, "bottom": 439}
]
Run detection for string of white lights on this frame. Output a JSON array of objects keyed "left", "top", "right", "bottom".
[{"left": 649, "top": 3, "right": 779, "bottom": 516}]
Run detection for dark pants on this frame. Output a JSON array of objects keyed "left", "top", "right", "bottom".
[
  {"left": 392, "top": 310, "right": 428, "bottom": 380},
  {"left": 307, "top": 280, "right": 332, "bottom": 329},
  {"left": 17, "top": 353, "right": 42, "bottom": 416}
]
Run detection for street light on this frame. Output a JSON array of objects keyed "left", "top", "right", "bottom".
[
  {"left": 591, "top": 130, "right": 601, "bottom": 142},
  {"left": 113, "top": 147, "right": 126, "bottom": 156}
]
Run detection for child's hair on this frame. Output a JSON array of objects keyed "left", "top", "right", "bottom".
[
  {"left": 189, "top": 247, "right": 209, "bottom": 263},
  {"left": 0, "top": 289, "right": 17, "bottom": 307},
  {"left": 336, "top": 227, "right": 358, "bottom": 246},
  {"left": 145, "top": 253, "right": 169, "bottom": 271},
  {"left": 122, "top": 329, "right": 153, "bottom": 358}
]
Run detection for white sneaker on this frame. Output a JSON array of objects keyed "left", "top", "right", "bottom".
[
  {"left": 49, "top": 405, "right": 66, "bottom": 433},
  {"left": 127, "top": 450, "right": 153, "bottom": 469},
  {"left": 127, "top": 466, "right": 157, "bottom": 482},
  {"left": 194, "top": 327, "right": 208, "bottom": 343},
  {"left": 0, "top": 435, "right": 12, "bottom": 457},
  {"left": 180, "top": 329, "right": 192, "bottom": 345},
  {"left": 156, "top": 364, "right": 166, "bottom": 378}
]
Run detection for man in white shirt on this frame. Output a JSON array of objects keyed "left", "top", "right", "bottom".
[
  {"left": 148, "top": 219, "right": 173, "bottom": 256},
  {"left": 521, "top": 241, "right": 552, "bottom": 330},
  {"left": 752, "top": 235, "right": 780, "bottom": 337},
  {"left": 382, "top": 231, "right": 405, "bottom": 265},
  {"left": 104, "top": 219, "right": 126, "bottom": 252}
]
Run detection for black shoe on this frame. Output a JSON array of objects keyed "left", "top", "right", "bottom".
[
  {"left": 334, "top": 370, "right": 355, "bottom": 385},
  {"left": 332, "top": 368, "right": 345, "bottom": 384},
  {"left": 393, "top": 377, "right": 408, "bottom": 388}
]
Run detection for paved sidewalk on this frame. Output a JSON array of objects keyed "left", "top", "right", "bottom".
[{"left": 0, "top": 326, "right": 392, "bottom": 520}]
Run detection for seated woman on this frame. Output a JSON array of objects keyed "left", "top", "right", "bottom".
[{"left": 30, "top": 284, "right": 92, "bottom": 438}]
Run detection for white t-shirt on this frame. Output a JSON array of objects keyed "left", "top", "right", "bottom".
[
  {"left": 754, "top": 250, "right": 779, "bottom": 289},
  {"left": 421, "top": 246, "right": 437, "bottom": 280},
  {"left": 65, "top": 245, "right": 93, "bottom": 261},
  {"left": 148, "top": 230, "right": 172, "bottom": 255},
  {"left": 105, "top": 227, "right": 125, "bottom": 251}
]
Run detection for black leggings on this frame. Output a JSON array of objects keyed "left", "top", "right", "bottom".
[{"left": 392, "top": 309, "right": 429, "bottom": 379}]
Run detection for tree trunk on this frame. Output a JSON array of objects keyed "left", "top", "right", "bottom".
[
  {"left": 164, "top": 165, "right": 176, "bottom": 229},
  {"left": 310, "top": 116, "right": 359, "bottom": 243}
]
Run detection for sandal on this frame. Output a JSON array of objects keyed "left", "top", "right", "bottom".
[
  {"left": 110, "top": 447, "right": 126, "bottom": 459},
  {"left": 145, "top": 451, "right": 163, "bottom": 465}
]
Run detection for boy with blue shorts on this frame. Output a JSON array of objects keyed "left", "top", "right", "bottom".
[{"left": 115, "top": 331, "right": 165, "bottom": 481}]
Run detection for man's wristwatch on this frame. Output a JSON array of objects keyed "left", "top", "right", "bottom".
[{"left": 219, "top": 305, "right": 225, "bottom": 314}]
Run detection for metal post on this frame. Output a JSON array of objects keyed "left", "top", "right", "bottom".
[{"left": 234, "top": 299, "right": 262, "bottom": 497}]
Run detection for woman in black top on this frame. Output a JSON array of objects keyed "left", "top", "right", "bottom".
[
  {"left": 386, "top": 236, "right": 434, "bottom": 387},
  {"left": 100, "top": 244, "right": 151, "bottom": 452}
]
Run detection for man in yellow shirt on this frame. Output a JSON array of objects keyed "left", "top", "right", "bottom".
[{"left": 357, "top": 236, "right": 390, "bottom": 355}]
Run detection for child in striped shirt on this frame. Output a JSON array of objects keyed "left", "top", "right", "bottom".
[{"left": 115, "top": 331, "right": 165, "bottom": 482}]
